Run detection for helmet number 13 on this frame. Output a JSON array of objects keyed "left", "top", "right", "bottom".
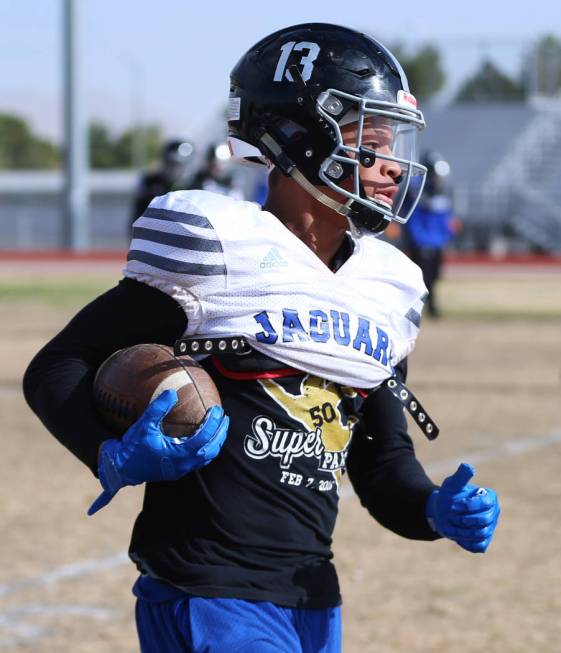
[{"left": 273, "top": 41, "right": 320, "bottom": 83}]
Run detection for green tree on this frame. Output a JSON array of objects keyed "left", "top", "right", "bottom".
[
  {"left": 89, "top": 122, "right": 117, "bottom": 168},
  {"left": 113, "top": 125, "right": 163, "bottom": 168},
  {"left": 0, "top": 114, "right": 60, "bottom": 169},
  {"left": 89, "top": 123, "right": 163, "bottom": 169},
  {"left": 455, "top": 60, "right": 526, "bottom": 102},
  {"left": 522, "top": 34, "right": 561, "bottom": 96},
  {"left": 391, "top": 43, "right": 446, "bottom": 102}
]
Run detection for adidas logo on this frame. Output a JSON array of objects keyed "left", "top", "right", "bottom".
[{"left": 260, "top": 246, "right": 288, "bottom": 270}]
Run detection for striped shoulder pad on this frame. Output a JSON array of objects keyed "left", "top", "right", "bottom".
[{"left": 125, "top": 190, "right": 233, "bottom": 290}]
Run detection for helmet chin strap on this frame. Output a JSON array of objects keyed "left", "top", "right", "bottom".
[
  {"left": 260, "top": 131, "right": 349, "bottom": 214},
  {"left": 260, "top": 131, "right": 380, "bottom": 237},
  {"left": 289, "top": 167, "right": 391, "bottom": 237},
  {"left": 289, "top": 167, "right": 351, "bottom": 216},
  {"left": 289, "top": 167, "right": 365, "bottom": 238}
]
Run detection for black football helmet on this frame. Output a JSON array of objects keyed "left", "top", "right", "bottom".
[
  {"left": 162, "top": 139, "right": 194, "bottom": 165},
  {"left": 228, "top": 23, "right": 427, "bottom": 233},
  {"left": 421, "top": 150, "right": 451, "bottom": 196}
]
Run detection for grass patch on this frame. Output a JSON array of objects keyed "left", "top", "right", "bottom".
[
  {"left": 438, "top": 277, "right": 561, "bottom": 321},
  {"left": 3, "top": 276, "right": 561, "bottom": 319},
  {"left": 0, "top": 280, "right": 113, "bottom": 305},
  {"left": 439, "top": 309, "right": 561, "bottom": 321}
]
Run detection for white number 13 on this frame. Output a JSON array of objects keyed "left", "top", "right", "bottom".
[{"left": 273, "top": 41, "right": 321, "bottom": 83}]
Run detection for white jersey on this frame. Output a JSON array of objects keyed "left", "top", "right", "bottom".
[{"left": 124, "top": 190, "right": 427, "bottom": 389}]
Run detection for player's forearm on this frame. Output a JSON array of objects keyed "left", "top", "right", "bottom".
[
  {"left": 23, "top": 278, "right": 188, "bottom": 475},
  {"left": 349, "top": 451, "right": 439, "bottom": 540},
  {"left": 23, "top": 352, "right": 109, "bottom": 474},
  {"left": 347, "top": 385, "right": 439, "bottom": 541}
]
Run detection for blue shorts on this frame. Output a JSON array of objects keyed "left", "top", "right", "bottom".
[{"left": 133, "top": 575, "right": 341, "bottom": 653}]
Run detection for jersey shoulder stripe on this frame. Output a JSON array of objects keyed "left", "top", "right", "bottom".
[
  {"left": 405, "top": 306, "right": 421, "bottom": 327},
  {"left": 127, "top": 249, "right": 226, "bottom": 276},
  {"left": 131, "top": 226, "right": 224, "bottom": 253},
  {"left": 126, "top": 191, "right": 227, "bottom": 284},
  {"left": 143, "top": 206, "right": 213, "bottom": 229}
]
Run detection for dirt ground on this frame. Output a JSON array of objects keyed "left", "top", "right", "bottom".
[{"left": 1, "top": 268, "right": 560, "bottom": 652}]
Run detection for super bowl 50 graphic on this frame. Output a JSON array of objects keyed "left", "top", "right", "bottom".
[{"left": 243, "top": 375, "right": 358, "bottom": 492}]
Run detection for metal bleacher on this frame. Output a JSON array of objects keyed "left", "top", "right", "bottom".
[{"left": 421, "top": 99, "right": 561, "bottom": 252}]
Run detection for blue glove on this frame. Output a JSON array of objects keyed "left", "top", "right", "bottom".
[
  {"left": 88, "top": 389, "right": 228, "bottom": 515},
  {"left": 426, "top": 463, "right": 501, "bottom": 553}
]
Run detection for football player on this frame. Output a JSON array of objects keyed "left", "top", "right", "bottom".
[
  {"left": 24, "top": 23, "right": 500, "bottom": 653},
  {"left": 187, "top": 142, "right": 245, "bottom": 199},
  {"left": 403, "top": 150, "right": 459, "bottom": 317},
  {"left": 130, "top": 139, "right": 194, "bottom": 230}
]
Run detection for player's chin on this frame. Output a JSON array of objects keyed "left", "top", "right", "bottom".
[
  {"left": 361, "top": 187, "right": 395, "bottom": 209},
  {"left": 374, "top": 197, "right": 394, "bottom": 211}
]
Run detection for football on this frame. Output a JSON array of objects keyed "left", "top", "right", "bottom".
[{"left": 93, "top": 343, "right": 221, "bottom": 437}]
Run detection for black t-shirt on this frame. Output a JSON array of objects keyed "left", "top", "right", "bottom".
[
  {"left": 130, "top": 354, "right": 362, "bottom": 607},
  {"left": 23, "top": 242, "right": 439, "bottom": 608}
]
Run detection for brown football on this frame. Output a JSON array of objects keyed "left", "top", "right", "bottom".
[{"left": 93, "top": 344, "right": 221, "bottom": 437}]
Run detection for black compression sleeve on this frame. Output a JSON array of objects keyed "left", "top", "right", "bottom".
[
  {"left": 23, "top": 278, "right": 187, "bottom": 474},
  {"left": 346, "top": 366, "right": 440, "bottom": 541}
]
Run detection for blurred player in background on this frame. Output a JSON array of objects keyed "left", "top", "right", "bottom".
[
  {"left": 403, "top": 151, "right": 460, "bottom": 317},
  {"left": 24, "top": 23, "right": 499, "bottom": 653},
  {"left": 130, "top": 139, "right": 194, "bottom": 228},
  {"left": 188, "top": 142, "right": 245, "bottom": 199}
]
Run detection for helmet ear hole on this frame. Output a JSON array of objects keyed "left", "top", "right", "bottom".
[{"left": 274, "top": 118, "right": 308, "bottom": 142}]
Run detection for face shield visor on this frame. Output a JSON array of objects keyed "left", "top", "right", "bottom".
[{"left": 316, "top": 89, "right": 427, "bottom": 227}]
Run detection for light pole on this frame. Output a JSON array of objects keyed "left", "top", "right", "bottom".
[{"left": 62, "top": 0, "right": 89, "bottom": 250}]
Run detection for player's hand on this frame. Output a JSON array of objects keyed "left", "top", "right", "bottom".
[
  {"left": 88, "top": 389, "right": 228, "bottom": 515},
  {"left": 425, "top": 463, "right": 500, "bottom": 553}
]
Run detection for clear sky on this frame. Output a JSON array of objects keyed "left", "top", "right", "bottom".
[{"left": 1, "top": 0, "right": 560, "bottom": 144}]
